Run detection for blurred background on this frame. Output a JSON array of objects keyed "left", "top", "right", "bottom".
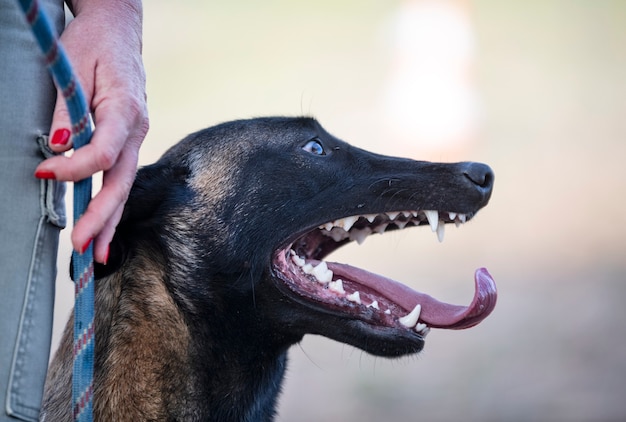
[{"left": 53, "top": 0, "right": 626, "bottom": 420}]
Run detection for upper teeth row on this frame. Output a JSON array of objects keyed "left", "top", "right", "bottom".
[
  {"left": 318, "top": 210, "right": 467, "bottom": 244},
  {"left": 289, "top": 250, "right": 430, "bottom": 336}
]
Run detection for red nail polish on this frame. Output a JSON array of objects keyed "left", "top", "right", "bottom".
[
  {"left": 81, "top": 238, "right": 93, "bottom": 254},
  {"left": 51, "top": 128, "right": 71, "bottom": 145},
  {"left": 103, "top": 245, "right": 110, "bottom": 265},
  {"left": 35, "top": 170, "right": 56, "bottom": 179}
]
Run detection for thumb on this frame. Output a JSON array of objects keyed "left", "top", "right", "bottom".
[{"left": 48, "top": 90, "right": 75, "bottom": 153}]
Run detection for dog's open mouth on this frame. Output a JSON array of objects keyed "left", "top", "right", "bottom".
[{"left": 272, "top": 209, "right": 497, "bottom": 341}]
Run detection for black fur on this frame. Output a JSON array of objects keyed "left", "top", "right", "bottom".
[{"left": 48, "top": 117, "right": 494, "bottom": 421}]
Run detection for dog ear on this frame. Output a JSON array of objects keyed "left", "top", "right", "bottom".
[{"left": 70, "top": 162, "right": 184, "bottom": 281}]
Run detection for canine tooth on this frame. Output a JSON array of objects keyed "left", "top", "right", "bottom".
[
  {"left": 342, "top": 216, "right": 359, "bottom": 231},
  {"left": 436, "top": 220, "right": 445, "bottom": 243},
  {"left": 346, "top": 291, "right": 361, "bottom": 304},
  {"left": 398, "top": 304, "right": 422, "bottom": 328},
  {"left": 350, "top": 227, "right": 371, "bottom": 245},
  {"left": 367, "top": 300, "right": 380, "bottom": 310},
  {"left": 311, "top": 261, "right": 333, "bottom": 283},
  {"left": 328, "top": 279, "right": 346, "bottom": 295},
  {"left": 387, "top": 211, "right": 400, "bottom": 220},
  {"left": 448, "top": 212, "right": 457, "bottom": 220},
  {"left": 424, "top": 210, "right": 439, "bottom": 232}
]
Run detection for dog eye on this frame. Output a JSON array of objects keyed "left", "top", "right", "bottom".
[{"left": 302, "top": 139, "right": 326, "bottom": 156}]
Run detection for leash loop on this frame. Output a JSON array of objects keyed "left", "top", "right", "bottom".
[{"left": 16, "top": 1, "right": 95, "bottom": 421}]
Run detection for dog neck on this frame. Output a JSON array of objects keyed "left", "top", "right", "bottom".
[{"left": 42, "top": 251, "right": 289, "bottom": 421}]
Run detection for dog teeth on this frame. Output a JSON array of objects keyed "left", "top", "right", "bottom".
[
  {"left": 367, "top": 300, "right": 380, "bottom": 310},
  {"left": 398, "top": 304, "right": 422, "bottom": 328},
  {"left": 341, "top": 216, "right": 359, "bottom": 232},
  {"left": 328, "top": 279, "right": 346, "bottom": 295},
  {"left": 395, "top": 219, "right": 408, "bottom": 229},
  {"left": 415, "top": 323, "right": 430, "bottom": 336},
  {"left": 308, "top": 261, "right": 333, "bottom": 283},
  {"left": 290, "top": 251, "right": 306, "bottom": 267},
  {"left": 289, "top": 252, "right": 429, "bottom": 334},
  {"left": 349, "top": 227, "right": 371, "bottom": 245},
  {"left": 329, "top": 227, "right": 350, "bottom": 242},
  {"left": 424, "top": 210, "right": 439, "bottom": 232},
  {"left": 293, "top": 256, "right": 334, "bottom": 284},
  {"left": 373, "top": 223, "right": 388, "bottom": 234},
  {"left": 317, "top": 209, "right": 469, "bottom": 246},
  {"left": 436, "top": 220, "right": 445, "bottom": 243},
  {"left": 386, "top": 211, "right": 400, "bottom": 221},
  {"left": 346, "top": 291, "right": 361, "bottom": 304},
  {"left": 397, "top": 304, "right": 430, "bottom": 335}
]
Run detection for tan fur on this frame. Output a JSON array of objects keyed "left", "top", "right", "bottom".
[
  {"left": 187, "top": 140, "right": 246, "bottom": 205},
  {"left": 43, "top": 252, "right": 191, "bottom": 421},
  {"left": 41, "top": 117, "right": 495, "bottom": 421}
]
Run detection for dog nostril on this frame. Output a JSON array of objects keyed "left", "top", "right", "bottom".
[{"left": 463, "top": 163, "right": 494, "bottom": 190}]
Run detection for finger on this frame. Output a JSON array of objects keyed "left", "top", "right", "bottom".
[
  {"left": 35, "top": 111, "right": 130, "bottom": 182},
  {"left": 71, "top": 142, "right": 140, "bottom": 261},
  {"left": 93, "top": 202, "right": 124, "bottom": 264},
  {"left": 48, "top": 90, "right": 75, "bottom": 153},
  {"left": 36, "top": 92, "right": 148, "bottom": 182}
]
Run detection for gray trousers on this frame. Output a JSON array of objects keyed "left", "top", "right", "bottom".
[{"left": 0, "top": 1, "right": 65, "bottom": 421}]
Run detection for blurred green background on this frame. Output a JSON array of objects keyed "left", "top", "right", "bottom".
[{"left": 53, "top": 1, "right": 626, "bottom": 420}]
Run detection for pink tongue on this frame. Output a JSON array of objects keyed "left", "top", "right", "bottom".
[{"left": 326, "top": 263, "right": 497, "bottom": 329}]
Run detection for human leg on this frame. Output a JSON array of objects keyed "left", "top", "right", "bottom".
[{"left": 0, "top": 1, "right": 65, "bottom": 420}]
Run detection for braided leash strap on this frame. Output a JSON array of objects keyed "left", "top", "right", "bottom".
[{"left": 16, "top": 1, "right": 95, "bottom": 421}]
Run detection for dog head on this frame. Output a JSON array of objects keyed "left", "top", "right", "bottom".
[{"left": 98, "top": 117, "right": 496, "bottom": 358}]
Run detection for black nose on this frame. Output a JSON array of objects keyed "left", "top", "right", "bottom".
[{"left": 463, "top": 162, "right": 494, "bottom": 194}]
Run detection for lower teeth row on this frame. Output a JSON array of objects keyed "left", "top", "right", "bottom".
[{"left": 289, "top": 250, "right": 430, "bottom": 336}]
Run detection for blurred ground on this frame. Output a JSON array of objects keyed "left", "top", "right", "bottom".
[{"left": 53, "top": 1, "right": 626, "bottom": 420}]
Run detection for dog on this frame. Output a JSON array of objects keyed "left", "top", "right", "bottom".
[{"left": 42, "top": 117, "right": 496, "bottom": 421}]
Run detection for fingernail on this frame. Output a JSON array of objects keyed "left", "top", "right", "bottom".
[
  {"left": 35, "top": 170, "right": 56, "bottom": 179},
  {"left": 80, "top": 238, "right": 93, "bottom": 255},
  {"left": 103, "top": 244, "right": 110, "bottom": 265},
  {"left": 51, "top": 128, "right": 71, "bottom": 145}
]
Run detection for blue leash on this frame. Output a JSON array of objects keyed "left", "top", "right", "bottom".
[{"left": 16, "top": 1, "right": 95, "bottom": 421}]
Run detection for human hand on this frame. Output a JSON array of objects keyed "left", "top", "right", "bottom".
[{"left": 34, "top": 0, "right": 149, "bottom": 264}]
